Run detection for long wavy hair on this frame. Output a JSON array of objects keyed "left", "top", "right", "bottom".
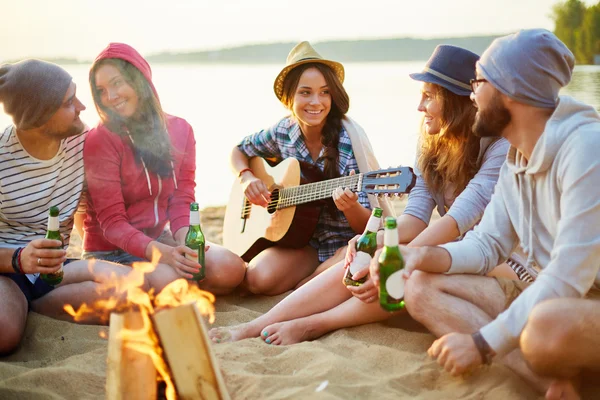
[
  {"left": 280, "top": 63, "right": 350, "bottom": 180},
  {"left": 417, "top": 84, "right": 480, "bottom": 197},
  {"left": 90, "top": 58, "right": 173, "bottom": 177}
]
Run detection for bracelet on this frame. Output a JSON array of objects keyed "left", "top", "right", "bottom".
[
  {"left": 471, "top": 331, "right": 493, "bottom": 365},
  {"left": 238, "top": 168, "right": 253, "bottom": 178},
  {"left": 17, "top": 248, "right": 25, "bottom": 274},
  {"left": 11, "top": 247, "right": 22, "bottom": 274}
]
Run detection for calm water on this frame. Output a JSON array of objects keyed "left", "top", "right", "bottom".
[{"left": 1, "top": 62, "right": 599, "bottom": 208}]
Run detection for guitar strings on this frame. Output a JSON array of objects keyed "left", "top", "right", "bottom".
[{"left": 240, "top": 174, "right": 361, "bottom": 213}]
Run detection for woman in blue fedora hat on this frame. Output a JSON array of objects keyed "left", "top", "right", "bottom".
[{"left": 210, "top": 45, "right": 517, "bottom": 346}]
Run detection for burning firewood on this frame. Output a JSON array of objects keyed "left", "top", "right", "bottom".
[
  {"left": 154, "top": 303, "right": 229, "bottom": 400},
  {"left": 66, "top": 250, "right": 229, "bottom": 400},
  {"left": 106, "top": 311, "right": 157, "bottom": 400}
]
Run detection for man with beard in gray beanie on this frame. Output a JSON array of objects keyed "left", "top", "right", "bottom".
[
  {"left": 0, "top": 59, "right": 139, "bottom": 355},
  {"left": 369, "top": 29, "right": 600, "bottom": 399}
]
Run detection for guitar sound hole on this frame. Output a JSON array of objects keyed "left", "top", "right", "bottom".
[{"left": 267, "top": 189, "right": 280, "bottom": 214}]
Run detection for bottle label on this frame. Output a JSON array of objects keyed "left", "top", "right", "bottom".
[
  {"left": 365, "top": 215, "right": 380, "bottom": 233},
  {"left": 386, "top": 270, "right": 405, "bottom": 300},
  {"left": 185, "top": 253, "right": 198, "bottom": 263},
  {"left": 384, "top": 227, "right": 399, "bottom": 247},
  {"left": 189, "top": 211, "right": 200, "bottom": 226},
  {"left": 48, "top": 216, "right": 59, "bottom": 232},
  {"left": 349, "top": 251, "right": 372, "bottom": 275}
]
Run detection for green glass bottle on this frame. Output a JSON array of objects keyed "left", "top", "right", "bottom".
[
  {"left": 185, "top": 202, "right": 206, "bottom": 282},
  {"left": 40, "top": 206, "right": 64, "bottom": 286},
  {"left": 379, "top": 216, "right": 405, "bottom": 311},
  {"left": 343, "top": 207, "right": 383, "bottom": 286}
]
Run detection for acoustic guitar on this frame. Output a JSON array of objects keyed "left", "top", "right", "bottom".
[{"left": 223, "top": 157, "right": 416, "bottom": 261}]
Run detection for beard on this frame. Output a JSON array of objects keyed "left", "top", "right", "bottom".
[
  {"left": 472, "top": 93, "right": 511, "bottom": 138},
  {"left": 46, "top": 117, "right": 85, "bottom": 140}
]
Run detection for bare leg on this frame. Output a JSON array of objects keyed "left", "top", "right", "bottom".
[
  {"left": 0, "top": 276, "right": 28, "bottom": 354},
  {"left": 521, "top": 298, "right": 600, "bottom": 400},
  {"left": 209, "top": 260, "right": 351, "bottom": 342},
  {"left": 404, "top": 271, "right": 549, "bottom": 393},
  {"left": 243, "top": 246, "right": 319, "bottom": 296},
  {"left": 198, "top": 242, "right": 246, "bottom": 295},
  {"left": 31, "top": 259, "right": 141, "bottom": 324},
  {"left": 295, "top": 246, "right": 346, "bottom": 288},
  {"left": 487, "top": 262, "right": 519, "bottom": 280},
  {"left": 262, "top": 296, "right": 393, "bottom": 345}
]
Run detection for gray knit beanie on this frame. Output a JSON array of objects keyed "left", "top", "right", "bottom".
[
  {"left": 0, "top": 59, "right": 73, "bottom": 130},
  {"left": 477, "top": 29, "right": 575, "bottom": 108}
]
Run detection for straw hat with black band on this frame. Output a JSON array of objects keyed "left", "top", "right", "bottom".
[{"left": 273, "top": 41, "right": 345, "bottom": 101}]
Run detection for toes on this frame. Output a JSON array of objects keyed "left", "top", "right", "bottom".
[
  {"left": 267, "top": 333, "right": 280, "bottom": 345},
  {"left": 209, "top": 328, "right": 231, "bottom": 343},
  {"left": 271, "top": 335, "right": 283, "bottom": 345},
  {"left": 265, "top": 332, "right": 278, "bottom": 344}
]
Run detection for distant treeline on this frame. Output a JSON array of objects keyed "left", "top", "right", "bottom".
[
  {"left": 145, "top": 36, "right": 500, "bottom": 64},
  {"left": 553, "top": 0, "right": 600, "bottom": 64},
  {"left": 26, "top": 35, "right": 502, "bottom": 66}
]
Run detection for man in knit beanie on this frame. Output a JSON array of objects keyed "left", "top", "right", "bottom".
[
  {"left": 0, "top": 59, "right": 138, "bottom": 354},
  {"left": 370, "top": 29, "right": 600, "bottom": 399}
]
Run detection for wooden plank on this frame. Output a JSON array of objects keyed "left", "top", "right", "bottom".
[
  {"left": 153, "top": 303, "right": 230, "bottom": 400},
  {"left": 106, "top": 311, "right": 158, "bottom": 400},
  {"left": 106, "top": 311, "right": 157, "bottom": 400}
]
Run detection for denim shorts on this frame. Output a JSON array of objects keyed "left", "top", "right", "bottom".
[
  {"left": 1, "top": 258, "right": 76, "bottom": 308},
  {"left": 81, "top": 249, "right": 145, "bottom": 265}
]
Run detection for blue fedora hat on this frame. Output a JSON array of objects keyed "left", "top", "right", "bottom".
[{"left": 410, "top": 45, "right": 479, "bottom": 96}]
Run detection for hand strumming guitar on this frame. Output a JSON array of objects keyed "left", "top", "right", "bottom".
[{"left": 240, "top": 170, "right": 271, "bottom": 207}]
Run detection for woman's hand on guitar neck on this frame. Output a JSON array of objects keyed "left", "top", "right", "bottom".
[
  {"left": 332, "top": 186, "right": 359, "bottom": 212},
  {"left": 241, "top": 173, "right": 271, "bottom": 208}
]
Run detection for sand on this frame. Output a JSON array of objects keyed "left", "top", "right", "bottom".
[{"left": 0, "top": 200, "right": 597, "bottom": 399}]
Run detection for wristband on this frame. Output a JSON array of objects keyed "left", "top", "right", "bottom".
[
  {"left": 472, "top": 331, "right": 493, "bottom": 365},
  {"left": 17, "top": 248, "right": 25, "bottom": 274},
  {"left": 238, "top": 168, "right": 253, "bottom": 178},
  {"left": 11, "top": 247, "right": 22, "bottom": 274}
]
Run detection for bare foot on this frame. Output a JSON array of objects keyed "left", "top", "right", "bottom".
[
  {"left": 261, "top": 317, "right": 323, "bottom": 345},
  {"left": 208, "top": 321, "right": 261, "bottom": 343},
  {"left": 545, "top": 379, "right": 581, "bottom": 400}
]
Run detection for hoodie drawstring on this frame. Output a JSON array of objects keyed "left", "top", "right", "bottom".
[
  {"left": 525, "top": 177, "right": 536, "bottom": 269},
  {"left": 126, "top": 132, "right": 153, "bottom": 196}
]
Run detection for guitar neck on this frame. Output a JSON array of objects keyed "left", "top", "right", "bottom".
[{"left": 276, "top": 174, "right": 362, "bottom": 209}]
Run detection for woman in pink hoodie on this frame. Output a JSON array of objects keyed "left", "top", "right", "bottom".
[{"left": 82, "top": 43, "right": 246, "bottom": 293}]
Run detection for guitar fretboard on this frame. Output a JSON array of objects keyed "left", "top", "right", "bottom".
[{"left": 276, "top": 174, "right": 362, "bottom": 209}]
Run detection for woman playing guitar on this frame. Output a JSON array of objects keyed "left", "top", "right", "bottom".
[{"left": 230, "top": 41, "right": 391, "bottom": 296}]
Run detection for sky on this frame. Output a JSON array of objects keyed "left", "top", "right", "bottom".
[{"left": 0, "top": 0, "right": 588, "bottom": 62}]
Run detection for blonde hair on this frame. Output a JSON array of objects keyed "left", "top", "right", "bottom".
[{"left": 417, "top": 84, "right": 480, "bottom": 197}]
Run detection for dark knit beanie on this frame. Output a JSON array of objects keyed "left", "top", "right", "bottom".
[{"left": 0, "top": 59, "right": 73, "bottom": 130}]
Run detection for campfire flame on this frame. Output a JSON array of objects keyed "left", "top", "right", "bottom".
[{"left": 65, "top": 248, "right": 216, "bottom": 400}]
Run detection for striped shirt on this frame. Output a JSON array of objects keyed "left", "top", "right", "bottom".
[
  {"left": 237, "top": 117, "right": 371, "bottom": 262},
  {"left": 0, "top": 125, "right": 87, "bottom": 281}
]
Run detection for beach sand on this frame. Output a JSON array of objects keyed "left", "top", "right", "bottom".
[{"left": 1, "top": 199, "right": 597, "bottom": 399}]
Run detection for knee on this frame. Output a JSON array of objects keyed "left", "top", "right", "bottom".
[
  {"left": 520, "top": 299, "right": 570, "bottom": 374},
  {"left": 0, "top": 314, "right": 25, "bottom": 355},
  {"left": 404, "top": 270, "right": 441, "bottom": 321},
  {"left": 209, "top": 253, "right": 246, "bottom": 290},
  {"left": 244, "top": 264, "right": 278, "bottom": 295}
]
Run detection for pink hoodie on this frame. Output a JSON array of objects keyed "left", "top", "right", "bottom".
[{"left": 83, "top": 43, "right": 196, "bottom": 258}]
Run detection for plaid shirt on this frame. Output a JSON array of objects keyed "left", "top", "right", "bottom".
[{"left": 237, "top": 117, "right": 371, "bottom": 262}]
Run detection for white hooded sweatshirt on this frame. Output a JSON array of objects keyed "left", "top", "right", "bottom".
[{"left": 440, "top": 95, "right": 600, "bottom": 357}]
